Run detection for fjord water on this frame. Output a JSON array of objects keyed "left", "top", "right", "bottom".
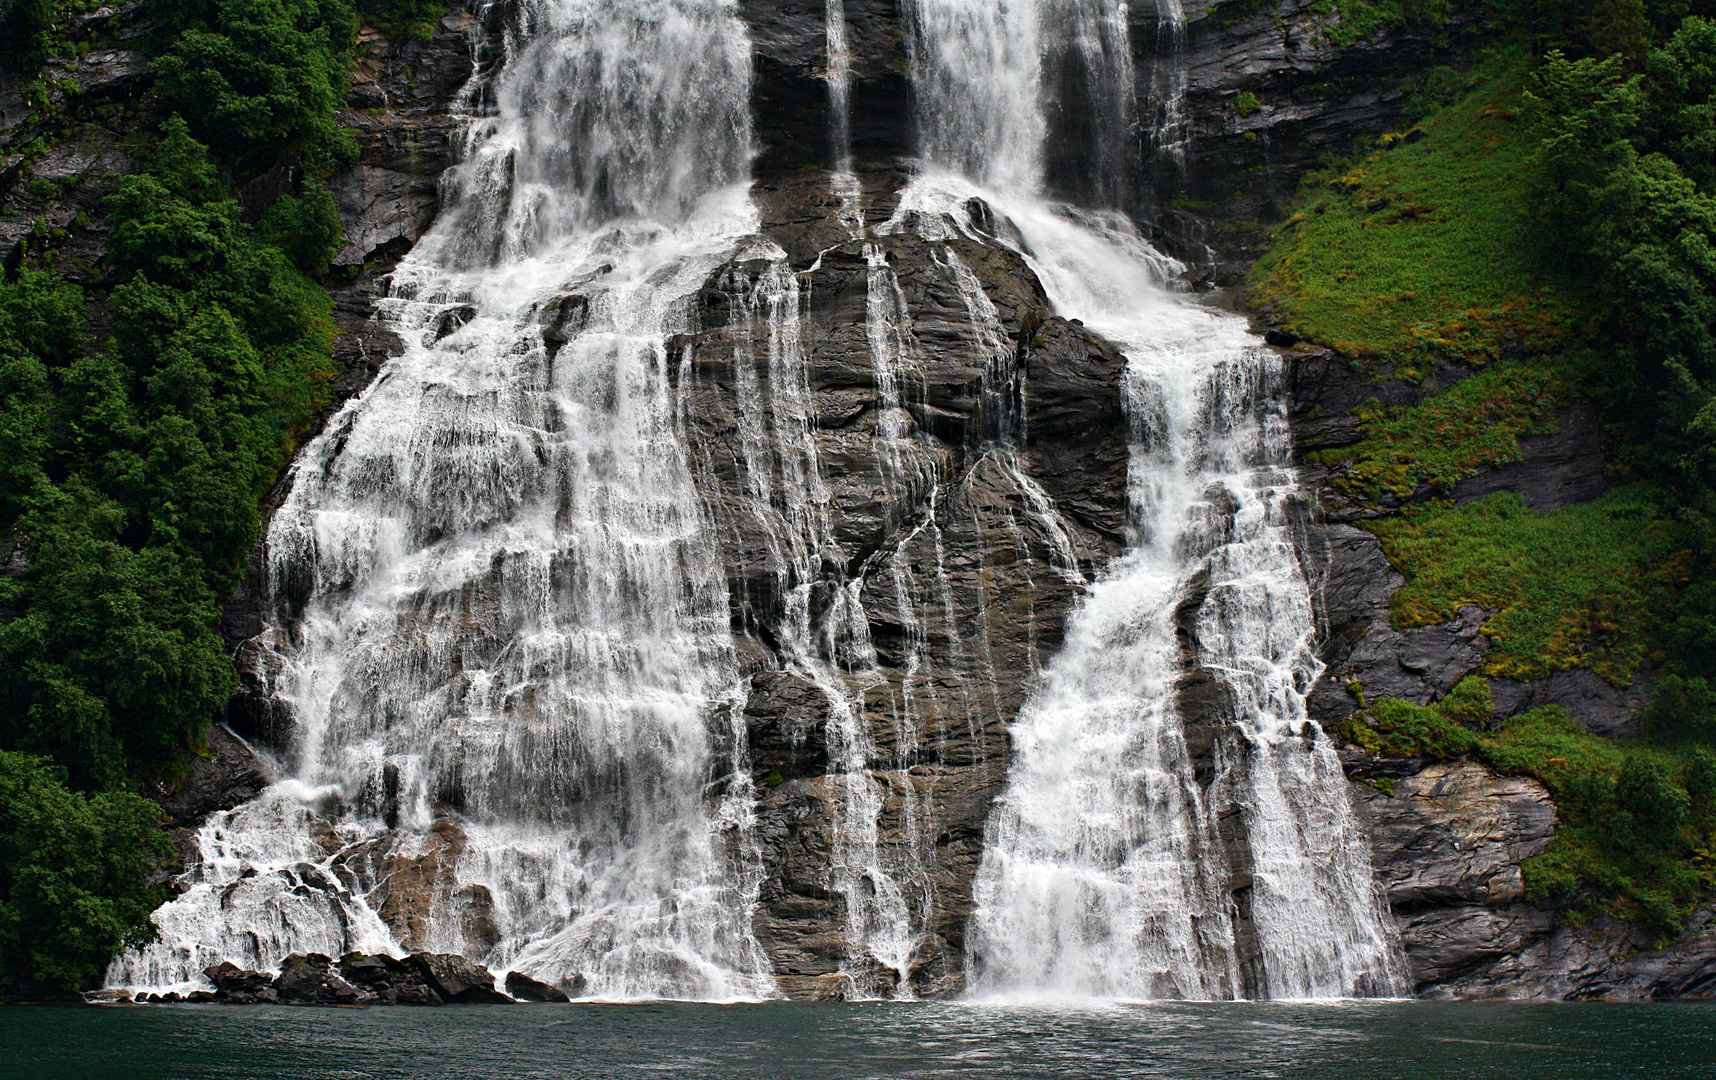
[
  {"left": 903, "top": 2, "right": 1405, "bottom": 997},
  {"left": 11, "top": 1001, "right": 1715, "bottom": 1079},
  {"left": 111, "top": 0, "right": 776, "bottom": 1000}
]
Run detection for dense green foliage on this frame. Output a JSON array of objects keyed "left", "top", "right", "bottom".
[
  {"left": 1, "top": 119, "right": 335, "bottom": 795},
  {"left": 0, "top": 752, "right": 171, "bottom": 988},
  {"left": 152, "top": 0, "right": 358, "bottom": 174},
  {"left": 0, "top": 0, "right": 373, "bottom": 988}
]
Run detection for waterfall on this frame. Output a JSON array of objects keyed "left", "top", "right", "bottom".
[
  {"left": 897, "top": 0, "right": 1408, "bottom": 999},
  {"left": 108, "top": 0, "right": 778, "bottom": 1002},
  {"left": 1141, "top": 0, "right": 1190, "bottom": 179}
]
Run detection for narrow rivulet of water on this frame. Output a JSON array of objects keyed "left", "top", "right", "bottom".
[{"left": 109, "top": 0, "right": 778, "bottom": 1001}]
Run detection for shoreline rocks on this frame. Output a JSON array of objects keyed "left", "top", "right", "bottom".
[{"left": 107, "top": 952, "right": 573, "bottom": 1007}]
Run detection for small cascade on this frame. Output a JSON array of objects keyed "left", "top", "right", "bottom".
[
  {"left": 1141, "top": 0, "right": 1191, "bottom": 180},
  {"left": 109, "top": 0, "right": 778, "bottom": 1002},
  {"left": 897, "top": 0, "right": 1407, "bottom": 1000},
  {"left": 825, "top": 0, "right": 854, "bottom": 175}
]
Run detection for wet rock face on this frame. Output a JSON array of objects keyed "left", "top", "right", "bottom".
[
  {"left": 677, "top": 169, "right": 1130, "bottom": 997},
  {"left": 1146, "top": 0, "right": 1480, "bottom": 275},
  {"left": 743, "top": 0, "right": 911, "bottom": 176}
]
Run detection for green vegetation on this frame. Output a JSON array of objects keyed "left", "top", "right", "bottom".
[
  {"left": 0, "top": 0, "right": 98, "bottom": 64},
  {"left": 1252, "top": 55, "right": 1588, "bottom": 374},
  {"left": 1341, "top": 682, "right": 1716, "bottom": 936},
  {"left": 0, "top": 752, "right": 171, "bottom": 988},
  {"left": 354, "top": 0, "right": 450, "bottom": 42},
  {"left": 1308, "top": 362, "right": 1567, "bottom": 498},
  {"left": 1309, "top": 0, "right": 1452, "bottom": 48},
  {"left": 1368, "top": 489, "right": 1692, "bottom": 684}
]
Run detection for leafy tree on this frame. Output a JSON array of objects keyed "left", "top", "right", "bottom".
[
  {"left": 0, "top": 752, "right": 170, "bottom": 989},
  {"left": 153, "top": 0, "right": 358, "bottom": 175}
]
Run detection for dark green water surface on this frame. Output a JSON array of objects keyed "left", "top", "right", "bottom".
[{"left": 3, "top": 1000, "right": 1712, "bottom": 1079}]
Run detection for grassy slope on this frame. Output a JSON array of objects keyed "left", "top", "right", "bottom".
[
  {"left": 1252, "top": 55, "right": 1690, "bottom": 687},
  {"left": 1251, "top": 59, "right": 1589, "bottom": 372}
]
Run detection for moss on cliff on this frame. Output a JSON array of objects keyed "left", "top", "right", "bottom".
[
  {"left": 1250, "top": 55, "right": 1588, "bottom": 376},
  {"left": 1307, "top": 361, "right": 1568, "bottom": 499},
  {"left": 1365, "top": 489, "right": 1692, "bottom": 685}
]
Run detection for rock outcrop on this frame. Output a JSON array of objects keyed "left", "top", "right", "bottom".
[
  {"left": 130, "top": 952, "right": 521, "bottom": 1006},
  {"left": 674, "top": 171, "right": 1131, "bottom": 997},
  {"left": 1287, "top": 343, "right": 1684, "bottom": 995}
]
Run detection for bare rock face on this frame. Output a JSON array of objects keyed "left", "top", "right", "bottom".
[
  {"left": 1427, "top": 908, "right": 1716, "bottom": 1000},
  {"left": 1299, "top": 523, "right": 1491, "bottom": 725},
  {"left": 1351, "top": 761, "right": 1563, "bottom": 992},
  {"left": 1357, "top": 760, "right": 1557, "bottom": 910}
]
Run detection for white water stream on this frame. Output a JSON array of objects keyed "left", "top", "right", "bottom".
[
  {"left": 900, "top": 0, "right": 1407, "bottom": 1000},
  {"left": 110, "top": 0, "right": 777, "bottom": 1002}
]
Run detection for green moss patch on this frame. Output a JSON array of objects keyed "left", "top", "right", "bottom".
[
  {"left": 1250, "top": 58, "right": 1590, "bottom": 377},
  {"left": 1310, "top": 362, "right": 1568, "bottom": 499},
  {"left": 1366, "top": 489, "right": 1693, "bottom": 684}
]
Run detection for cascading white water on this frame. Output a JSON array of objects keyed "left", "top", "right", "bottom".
[
  {"left": 1141, "top": 0, "right": 1191, "bottom": 177},
  {"left": 896, "top": 0, "right": 1407, "bottom": 1000},
  {"left": 108, "top": 0, "right": 778, "bottom": 1002}
]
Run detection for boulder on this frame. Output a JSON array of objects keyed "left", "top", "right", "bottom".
[
  {"left": 273, "top": 953, "right": 373, "bottom": 1006},
  {"left": 504, "top": 971, "right": 571, "bottom": 1003},
  {"left": 339, "top": 952, "right": 446, "bottom": 1006},
  {"left": 409, "top": 952, "right": 511, "bottom": 1004},
  {"left": 203, "top": 961, "right": 273, "bottom": 997}
]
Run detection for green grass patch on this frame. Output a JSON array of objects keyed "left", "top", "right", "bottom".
[
  {"left": 1309, "top": 362, "right": 1567, "bottom": 499},
  {"left": 1249, "top": 56, "right": 1591, "bottom": 377},
  {"left": 1366, "top": 489, "right": 1694, "bottom": 684},
  {"left": 1339, "top": 680, "right": 1716, "bottom": 937}
]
